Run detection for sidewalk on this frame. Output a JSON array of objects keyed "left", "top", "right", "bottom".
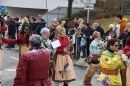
[{"left": 72, "top": 58, "right": 88, "bottom": 68}]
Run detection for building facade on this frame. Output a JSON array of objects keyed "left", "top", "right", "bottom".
[{"left": 0, "top": 0, "right": 83, "bottom": 17}]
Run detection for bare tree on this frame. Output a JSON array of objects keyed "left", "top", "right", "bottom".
[
  {"left": 67, "top": 0, "right": 74, "bottom": 20},
  {"left": 95, "top": 0, "right": 123, "bottom": 11}
]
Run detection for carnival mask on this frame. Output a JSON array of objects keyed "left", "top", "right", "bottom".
[{"left": 24, "top": 26, "right": 30, "bottom": 36}]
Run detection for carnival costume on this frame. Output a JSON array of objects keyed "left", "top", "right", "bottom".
[
  {"left": 52, "top": 22, "right": 76, "bottom": 86},
  {"left": 123, "top": 45, "right": 130, "bottom": 86},
  {"left": 83, "top": 39, "right": 105, "bottom": 85},
  {"left": 4, "top": 22, "right": 31, "bottom": 57},
  {"left": 13, "top": 35, "right": 51, "bottom": 86},
  {"left": 98, "top": 50, "right": 126, "bottom": 86}
]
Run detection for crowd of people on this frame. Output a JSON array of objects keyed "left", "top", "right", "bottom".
[{"left": 0, "top": 13, "right": 130, "bottom": 86}]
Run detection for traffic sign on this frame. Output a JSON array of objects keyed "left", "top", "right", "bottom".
[
  {"left": 81, "top": 0, "right": 96, "bottom": 4},
  {"left": 0, "top": 6, "right": 6, "bottom": 12},
  {"left": 84, "top": 4, "right": 94, "bottom": 10}
]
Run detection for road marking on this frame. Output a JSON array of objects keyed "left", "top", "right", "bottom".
[
  {"left": 10, "top": 57, "right": 19, "bottom": 60},
  {"left": 5, "top": 69, "right": 16, "bottom": 72},
  {"left": 94, "top": 74, "right": 99, "bottom": 77}
]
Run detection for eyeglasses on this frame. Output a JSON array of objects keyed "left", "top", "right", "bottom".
[{"left": 114, "top": 45, "right": 119, "bottom": 47}]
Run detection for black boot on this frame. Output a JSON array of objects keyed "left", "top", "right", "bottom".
[{"left": 63, "top": 82, "right": 68, "bottom": 86}]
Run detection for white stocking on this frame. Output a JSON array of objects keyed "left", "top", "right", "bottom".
[{"left": 53, "top": 81, "right": 59, "bottom": 86}]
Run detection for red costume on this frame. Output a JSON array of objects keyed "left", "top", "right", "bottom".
[
  {"left": 13, "top": 49, "right": 51, "bottom": 86},
  {"left": 52, "top": 36, "right": 76, "bottom": 82},
  {"left": 4, "top": 33, "right": 30, "bottom": 57},
  {"left": 56, "top": 36, "right": 73, "bottom": 54},
  {"left": 4, "top": 33, "right": 30, "bottom": 45},
  {"left": 123, "top": 45, "right": 130, "bottom": 58}
]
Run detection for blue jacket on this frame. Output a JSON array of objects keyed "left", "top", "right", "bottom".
[{"left": 90, "top": 26, "right": 104, "bottom": 36}]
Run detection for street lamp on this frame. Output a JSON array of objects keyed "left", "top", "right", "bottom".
[{"left": 45, "top": 0, "right": 48, "bottom": 27}]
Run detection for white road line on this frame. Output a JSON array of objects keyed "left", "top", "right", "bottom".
[
  {"left": 94, "top": 74, "right": 99, "bottom": 77},
  {"left": 10, "top": 57, "right": 19, "bottom": 60},
  {"left": 5, "top": 69, "right": 16, "bottom": 72}
]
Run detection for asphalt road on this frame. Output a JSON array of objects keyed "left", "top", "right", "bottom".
[{"left": 1, "top": 45, "right": 100, "bottom": 86}]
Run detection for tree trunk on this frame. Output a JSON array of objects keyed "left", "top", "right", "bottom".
[{"left": 67, "top": 0, "right": 74, "bottom": 20}]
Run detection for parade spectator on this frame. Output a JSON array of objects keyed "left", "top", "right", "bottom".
[
  {"left": 35, "top": 18, "right": 46, "bottom": 36},
  {"left": 38, "top": 14, "right": 42, "bottom": 19},
  {"left": 14, "top": 18, "right": 20, "bottom": 39},
  {"left": 13, "top": 35, "right": 51, "bottom": 86},
  {"left": 102, "top": 24, "right": 116, "bottom": 40},
  {"left": 90, "top": 23, "right": 104, "bottom": 39},
  {"left": 64, "top": 18, "right": 70, "bottom": 35},
  {"left": 49, "top": 18, "right": 59, "bottom": 41},
  {"left": 6, "top": 16, "right": 16, "bottom": 48},
  {"left": 81, "top": 23, "right": 92, "bottom": 59},
  {"left": 73, "top": 17, "right": 79, "bottom": 28},
  {"left": 118, "top": 23, "right": 130, "bottom": 47},
  {"left": 72, "top": 17, "right": 79, "bottom": 56},
  {"left": 74, "top": 18, "right": 85, "bottom": 59},
  {"left": 18, "top": 15, "right": 24, "bottom": 24},
  {"left": 115, "top": 14, "right": 126, "bottom": 38},
  {"left": 30, "top": 17, "right": 37, "bottom": 34}
]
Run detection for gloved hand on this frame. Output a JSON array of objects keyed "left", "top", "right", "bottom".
[{"left": 121, "top": 54, "right": 128, "bottom": 61}]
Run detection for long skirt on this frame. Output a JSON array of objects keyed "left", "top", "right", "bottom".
[
  {"left": 0, "top": 49, "right": 3, "bottom": 68},
  {"left": 126, "top": 67, "right": 130, "bottom": 86},
  {"left": 52, "top": 54, "right": 76, "bottom": 82},
  {"left": 83, "top": 64, "right": 101, "bottom": 84},
  {"left": 19, "top": 44, "right": 30, "bottom": 57}
]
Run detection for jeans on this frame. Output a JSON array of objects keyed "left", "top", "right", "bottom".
[{"left": 75, "top": 37, "right": 81, "bottom": 58}]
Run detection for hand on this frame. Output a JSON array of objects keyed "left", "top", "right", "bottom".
[
  {"left": 90, "top": 36, "right": 93, "bottom": 39},
  {"left": 77, "top": 35, "right": 81, "bottom": 37},
  {"left": 118, "top": 50, "right": 124, "bottom": 55},
  {"left": 121, "top": 54, "right": 128, "bottom": 61},
  {"left": 83, "top": 35, "right": 86, "bottom": 38},
  {"left": 100, "top": 50, "right": 104, "bottom": 53},
  {"left": 69, "top": 41, "right": 73, "bottom": 47},
  {"left": 64, "top": 48, "right": 69, "bottom": 54}
]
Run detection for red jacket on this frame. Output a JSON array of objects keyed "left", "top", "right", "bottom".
[
  {"left": 13, "top": 49, "right": 51, "bottom": 86},
  {"left": 123, "top": 45, "right": 130, "bottom": 58},
  {"left": 56, "top": 36, "right": 73, "bottom": 54}
]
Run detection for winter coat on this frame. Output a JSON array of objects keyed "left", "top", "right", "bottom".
[
  {"left": 8, "top": 21, "right": 15, "bottom": 36},
  {"left": 90, "top": 26, "right": 104, "bottom": 37},
  {"left": 98, "top": 50, "right": 126, "bottom": 85},
  {"left": 35, "top": 23, "right": 46, "bottom": 35}
]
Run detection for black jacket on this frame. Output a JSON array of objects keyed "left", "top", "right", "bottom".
[
  {"left": 8, "top": 21, "right": 15, "bottom": 35},
  {"left": 30, "top": 22, "right": 38, "bottom": 33},
  {"left": 35, "top": 23, "right": 46, "bottom": 35},
  {"left": 81, "top": 27, "right": 92, "bottom": 37},
  {"left": 49, "top": 29, "right": 56, "bottom": 40}
]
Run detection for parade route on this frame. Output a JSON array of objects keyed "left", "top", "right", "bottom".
[{"left": 2, "top": 46, "right": 100, "bottom": 86}]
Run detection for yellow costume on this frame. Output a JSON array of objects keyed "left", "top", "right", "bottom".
[{"left": 98, "top": 50, "right": 126, "bottom": 86}]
